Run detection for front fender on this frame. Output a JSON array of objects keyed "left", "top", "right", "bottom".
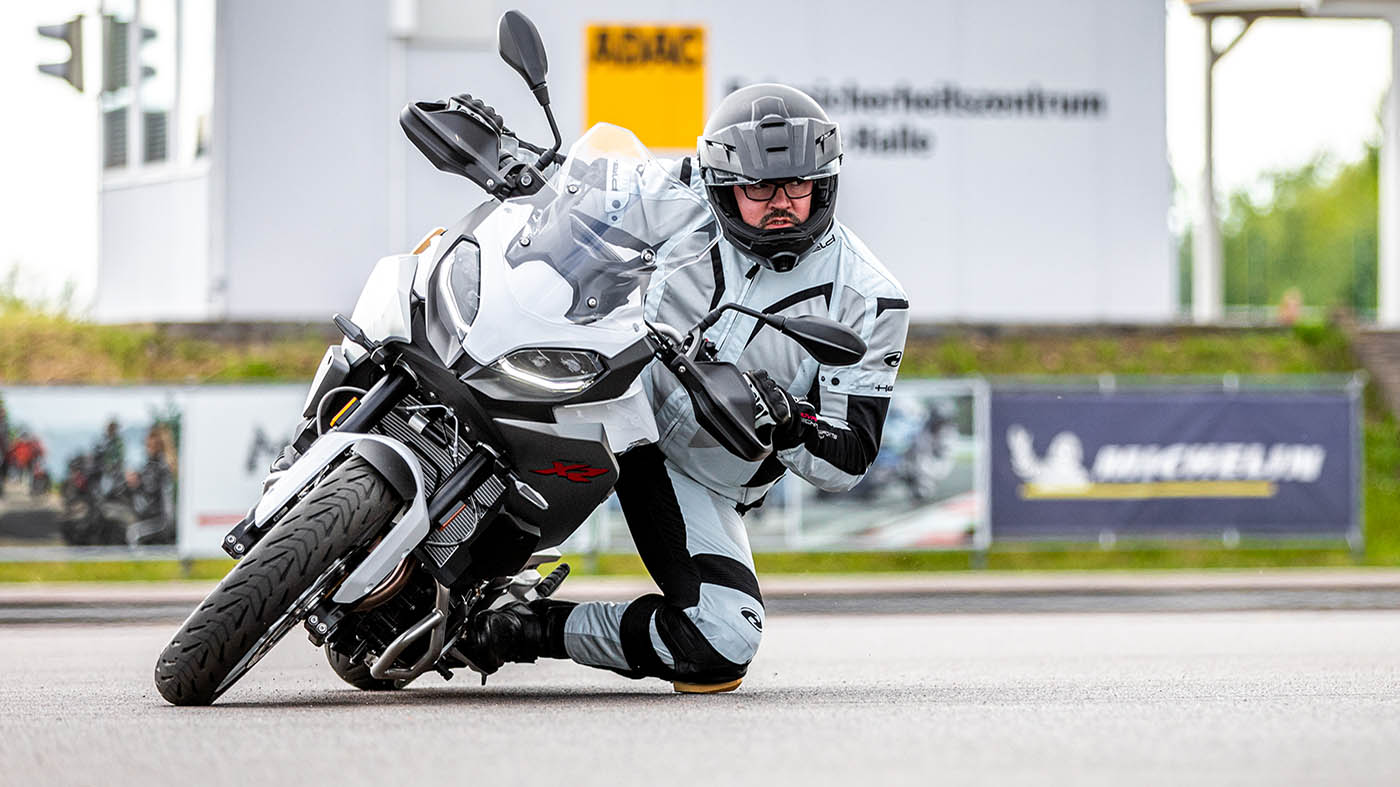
[{"left": 253, "top": 432, "right": 430, "bottom": 606}]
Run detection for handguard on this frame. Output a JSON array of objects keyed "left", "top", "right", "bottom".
[{"left": 664, "top": 355, "right": 770, "bottom": 462}]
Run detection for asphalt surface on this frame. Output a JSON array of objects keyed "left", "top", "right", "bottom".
[{"left": 3, "top": 608, "right": 1399, "bottom": 786}]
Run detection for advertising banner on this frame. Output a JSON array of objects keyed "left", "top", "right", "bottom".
[
  {"left": 989, "top": 389, "right": 1360, "bottom": 541},
  {"left": 567, "top": 379, "right": 990, "bottom": 553},
  {"left": 0, "top": 386, "right": 181, "bottom": 553},
  {"left": 177, "top": 386, "right": 306, "bottom": 559},
  {"left": 789, "top": 379, "right": 989, "bottom": 550}
]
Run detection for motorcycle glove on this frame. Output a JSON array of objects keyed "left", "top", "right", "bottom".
[{"left": 747, "top": 369, "right": 818, "bottom": 451}]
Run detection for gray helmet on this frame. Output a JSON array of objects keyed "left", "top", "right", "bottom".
[{"left": 697, "top": 84, "right": 842, "bottom": 272}]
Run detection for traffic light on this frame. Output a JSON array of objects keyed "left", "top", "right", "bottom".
[{"left": 37, "top": 15, "right": 84, "bottom": 92}]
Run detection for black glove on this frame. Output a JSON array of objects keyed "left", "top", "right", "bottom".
[{"left": 747, "top": 370, "right": 817, "bottom": 451}]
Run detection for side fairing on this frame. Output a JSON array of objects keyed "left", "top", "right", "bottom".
[
  {"left": 343, "top": 254, "right": 417, "bottom": 362},
  {"left": 494, "top": 418, "right": 619, "bottom": 550}
]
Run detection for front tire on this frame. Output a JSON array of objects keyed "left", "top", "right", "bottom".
[{"left": 153, "top": 456, "right": 400, "bottom": 706}]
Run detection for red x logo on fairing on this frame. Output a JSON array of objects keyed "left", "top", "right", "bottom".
[{"left": 532, "top": 461, "right": 609, "bottom": 483}]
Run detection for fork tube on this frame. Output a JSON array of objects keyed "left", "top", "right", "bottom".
[{"left": 334, "top": 365, "right": 414, "bottom": 434}]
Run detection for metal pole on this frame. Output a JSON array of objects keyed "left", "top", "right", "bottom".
[
  {"left": 1379, "top": 18, "right": 1400, "bottom": 326},
  {"left": 1193, "top": 16, "right": 1255, "bottom": 324},
  {"left": 1194, "top": 17, "right": 1224, "bottom": 323},
  {"left": 129, "top": 0, "right": 144, "bottom": 170}
]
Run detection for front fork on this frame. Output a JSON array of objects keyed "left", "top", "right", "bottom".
[{"left": 223, "top": 365, "right": 416, "bottom": 559}]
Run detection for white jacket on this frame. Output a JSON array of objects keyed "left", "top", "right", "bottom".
[{"left": 642, "top": 159, "right": 911, "bottom": 507}]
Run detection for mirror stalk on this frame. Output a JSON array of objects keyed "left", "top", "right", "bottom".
[{"left": 535, "top": 102, "right": 563, "bottom": 171}]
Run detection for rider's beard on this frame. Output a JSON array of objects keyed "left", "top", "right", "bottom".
[{"left": 761, "top": 209, "right": 800, "bottom": 228}]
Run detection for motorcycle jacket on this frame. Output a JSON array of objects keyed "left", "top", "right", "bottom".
[{"left": 643, "top": 158, "right": 910, "bottom": 507}]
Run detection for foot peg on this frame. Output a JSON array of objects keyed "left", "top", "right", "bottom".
[{"left": 672, "top": 678, "right": 743, "bottom": 694}]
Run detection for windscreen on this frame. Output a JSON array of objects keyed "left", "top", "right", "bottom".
[{"left": 437, "top": 123, "right": 717, "bottom": 346}]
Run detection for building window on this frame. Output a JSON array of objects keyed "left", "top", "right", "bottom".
[{"left": 101, "top": 0, "right": 214, "bottom": 174}]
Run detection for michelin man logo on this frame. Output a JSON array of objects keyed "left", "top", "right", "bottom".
[{"left": 1007, "top": 425, "right": 1091, "bottom": 493}]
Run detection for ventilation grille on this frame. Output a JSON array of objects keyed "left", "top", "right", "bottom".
[
  {"left": 370, "top": 395, "right": 463, "bottom": 496},
  {"left": 423, "top": 474, "right": 507, "bottom": 567},
  {"left": 103, "top": 109, "right": 127, "bottom": 169}
]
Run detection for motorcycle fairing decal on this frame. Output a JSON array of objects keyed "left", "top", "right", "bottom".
[{"left": 532, "top": 461, "right": 609, "bottom": 483}]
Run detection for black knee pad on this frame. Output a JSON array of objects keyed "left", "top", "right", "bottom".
[
  {"left": 618, "top": 594, "right": 750, "bottom": 682},
  {"left": 654, "top": 605, "right": 749, "bottom": 683}
]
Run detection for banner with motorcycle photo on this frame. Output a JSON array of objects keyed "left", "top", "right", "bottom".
[
  {"left": 988, "top": 381, "right": 1363, "bottom": 544},
  {"left": 561, "top": 379, "right": 991, "bottom": 554},
  {"left": 0, "top": 379, "right": 992, "bottom": 559},
  {"left": 0, "top": 386, "right": 183, "bottom": 555},
  {"left": 0, "top": 385, "right": 305, "bottom": 559}
]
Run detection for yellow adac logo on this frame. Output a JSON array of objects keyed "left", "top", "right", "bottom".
[{"left": 585, "top": 24, "right": 705, "bottom": 152}]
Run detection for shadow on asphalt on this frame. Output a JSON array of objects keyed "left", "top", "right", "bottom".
[{"left": 210, "top": 685, "right": 683, "bottom": 710}]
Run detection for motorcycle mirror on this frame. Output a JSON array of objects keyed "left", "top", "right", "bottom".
[
  {"left": 779, "top": 315, "right": 867, "bottom": 367},
  {"left": 498, "top": 10, "right": 549, "bottom": 103},
  {"left": 691, "top": 304, "right": 867, "bottom": 367}
]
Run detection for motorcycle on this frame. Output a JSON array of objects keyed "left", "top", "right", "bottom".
[
  {"left": 153, "top": 11, "right": 864, "bottom": 706},
  {"left": 59, "top": 452, "right": 129, "bottom": 546}
]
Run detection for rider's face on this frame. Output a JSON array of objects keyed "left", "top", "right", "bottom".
[{"left": 732, "top": 181, "right": 812, "bottom": 230}]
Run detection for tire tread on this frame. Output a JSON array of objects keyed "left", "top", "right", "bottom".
[{"left": 153, "top": 456, "right": 398, "bottom": 705}]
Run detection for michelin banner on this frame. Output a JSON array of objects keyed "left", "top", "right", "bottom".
[{"left": 989, "top": 389, "right": 1361, "bottom": 541}]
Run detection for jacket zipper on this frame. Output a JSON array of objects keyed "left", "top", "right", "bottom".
[{"left": 711, "top": 261, "right": 762, "bottom": 359}]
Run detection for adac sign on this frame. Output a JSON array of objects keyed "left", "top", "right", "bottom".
[
  {"left": 585, "top": 24, "right": 705, "bottom": 152},
  {"left": 989, "top": 390, "right": 1359, "bottom": 540}
]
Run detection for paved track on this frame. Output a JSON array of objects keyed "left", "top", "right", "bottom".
[{"left": 3, "top": 610, "right": 1399, "bottom": 786}]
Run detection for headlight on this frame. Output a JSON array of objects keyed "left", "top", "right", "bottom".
[
  {"left": 437, "top": 240, "right": 481, "bottom": 341},
  {"left": 489, "top": 348, "right": 605, "bottom": 393}
]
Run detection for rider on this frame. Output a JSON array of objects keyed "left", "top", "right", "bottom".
[{"left": 460, "top": 84, "right": 911, "bottom": 693}]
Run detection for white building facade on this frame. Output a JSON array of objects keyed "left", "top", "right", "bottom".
[{"left": 96, "top": 0, "right": 1170, "bottom": 324}]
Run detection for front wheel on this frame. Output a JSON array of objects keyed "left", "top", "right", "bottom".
[{"left": 153, "top": 455, "right": 400, "bottom": 706}]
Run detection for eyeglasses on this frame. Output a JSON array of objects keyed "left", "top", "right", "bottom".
[{"left": 739, "top": 179, "right": 815, "bottom": 201}]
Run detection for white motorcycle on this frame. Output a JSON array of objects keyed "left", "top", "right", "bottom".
[{"left": 153, "top": 11, "right": 863, "bottom": 706}]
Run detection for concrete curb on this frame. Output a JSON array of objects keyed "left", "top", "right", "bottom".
[{"left": 4, "top": 568, "right": 1400, "bottom": 606}]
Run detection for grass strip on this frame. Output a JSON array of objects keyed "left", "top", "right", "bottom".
[{"left": 0, "top": 546, "right": 1359, "bottom": 584}]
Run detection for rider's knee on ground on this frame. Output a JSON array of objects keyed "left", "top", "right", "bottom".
[{"left": 654, "top": 602, "right": 760, "bottom": 682}]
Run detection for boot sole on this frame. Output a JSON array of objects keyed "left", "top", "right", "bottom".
[{"left": 672, "top": 678, "right": 743, "bottom": 694}]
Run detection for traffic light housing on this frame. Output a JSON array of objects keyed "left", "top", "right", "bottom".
[{"left": 37, "top": 15, "right": 84, "bottom": 92}]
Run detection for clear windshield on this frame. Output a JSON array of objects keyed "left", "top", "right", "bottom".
[{"left": 438, "top": 124, "right": 717, "bottom": 350}]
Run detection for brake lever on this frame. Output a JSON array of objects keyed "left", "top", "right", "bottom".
[{"left": 745, "top": 372, "right": 777, "bottom": 430}]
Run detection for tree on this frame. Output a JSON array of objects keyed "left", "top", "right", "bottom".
[{"left": 1179, "top": 144, "right": 1379, "bottom": 318}]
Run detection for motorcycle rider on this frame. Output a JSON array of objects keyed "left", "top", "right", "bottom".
[{"left": 460, "top": 84, "right": 911, "bottom": 693}]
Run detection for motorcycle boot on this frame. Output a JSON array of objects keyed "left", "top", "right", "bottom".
[{"left": 458, "top": 598, "right": 575, "bottom": 675}]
